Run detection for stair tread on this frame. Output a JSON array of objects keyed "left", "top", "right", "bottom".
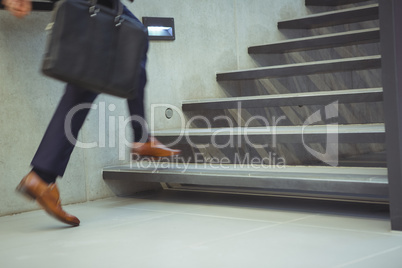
[
  {"left": 216, "top": 55, "right": 381, "bottom": 81},
  {"left": 153, "top": 123, "right": 385, "bottom": 136},
  {"left": 182, "top": 88, "right": 383, "bottom": 110},
  {"left": 104, "top": 164, "right": 386, "bottom": 181},
  {"left": 249, "top": 28, "right": 380, "bottom": 54},
  {"left": 278, "top": 4, "right": 379, "bottom": 29},
  {"left": 103, "top": 164, "right": 388, "bottom": 200},
  {"left": 305, "top": 0, "right": 373, "bottom": 6}
]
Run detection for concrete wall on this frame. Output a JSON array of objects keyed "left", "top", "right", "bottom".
[
  {"left": 0, "top": 0, "right": 306, "bottom": 216},
  {"left": 144, "top": 0, "right": 308, "bottom": 130}
]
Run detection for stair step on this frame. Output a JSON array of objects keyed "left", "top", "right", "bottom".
[
  {"left": 278, "top": 4, "right": 379, "bottom": 29},
  {"left": 249, "top": 28, "right": 380, "bottom": 54},
  {"left": 338, "top": 151, "right": 386, "bottom": 167},
  {"left": 103, "top": 164, "right": 388, "bottom": 201},
  {"left": 182, "top": 88, "right": 383, "bottom": 111},
  {"left": 216, "top": 55, "right": 381, "bottom": 81},
  {"left": 153, "top": 124, "right": 385, "bottom": 144},
  {"left": 305, "top": 0, "right": 373, "bottom": 6}
]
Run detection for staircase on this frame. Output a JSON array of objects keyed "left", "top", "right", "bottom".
[{"left": 104, "top": 0, "right": 387, "bottom": 202}]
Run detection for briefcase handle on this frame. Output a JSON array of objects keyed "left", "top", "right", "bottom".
[{"left": 88, "top": 0, "right": 124, "bottom": 27}]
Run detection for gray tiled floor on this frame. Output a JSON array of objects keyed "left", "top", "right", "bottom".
[{"left": 1, "top": 190, "right": 401, "bottom": 268}]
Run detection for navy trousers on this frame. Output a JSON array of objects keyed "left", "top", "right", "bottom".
[{"left": 31, "top": 6, "right": 149, "bottom": 178}]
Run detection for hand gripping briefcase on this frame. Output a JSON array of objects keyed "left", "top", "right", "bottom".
[{"left": 42, "top": 0, "right": 148, "bottom": 99}]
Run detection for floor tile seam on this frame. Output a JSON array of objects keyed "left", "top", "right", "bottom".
[
  {"left": 0, "top": 214, "right": 178, "bottom": 250},
  {"left": 92, "top": 212, "right": 179, "bottom": 231},
  {"left": 0, "top": 214, "right": 178, "bottom": 252},
  {"left": 118, "top": 207, "right": 288, "bottom": 224},
  {"left": 165, "top": 211, "right": 282, "bottom": 224},
  {"left": 83, "top": 212, "right": 175, "bottom": 228},
  {"left": 188, "top": 224, "right": 279, "bottom": 249},
  {"left": 69, "top": 199, "right": 196, "bottom": 211},
  {"left": 331, "top": 245, "right": 402, "bottom": 268},
  {"left": 0, "top": 232, "right": 78, "bottom": 252},
  {"left": 63, "top": 197, "right": 145, "bottom": 209},
  {"left": 184, "top": 216, "right": 318, "bottom": 249},
  {"left": 277, "top": 214, "right": 402, "bottom": 236},
  {"left": 118, "top": 214, "right": 301, "bottom": 261},
  {"left": 149, "top": 224, "right": 401, "bottom": 267},
  {"left": 119, "top": 206, "right": 326, "bottom": 224},
  {"left": 0, "top": 214, "right": 314, "bottom": 247},
  {"left": 82, "top": 196, "right": 155, "bottom": 204},
  {"left": 116, "top": 206, "right": 206, "bottom": 216},
  {"left": 0, "top": 209, "right": 173, "bottom": 232},
  {"left": 114, "top": 203, "right": 212, "bottom": 213},
  {"left": 289, "top": 222, "right": 402, "bottom": 237},
  {"left": 65, "top": 203, "right": 141, "bottom": 210},
  {"left": 281, "top": 214, "right": 319, "bottom": 223},
  {"left": 135, "top": 225, "right": 275, "bottom": 262}
]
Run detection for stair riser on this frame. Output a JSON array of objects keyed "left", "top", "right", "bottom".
[
  {"left": 305, "top": 0, "right": 375, "bottom": 6},
  {"left": 216, "top": 57, "right": 381, "bottom": 81},
  {"left": 129, "top": 135, "right": 385, "bottom": 167},
  {"left": 278, "top": 5, "right": 379, "bottom": 29},
  {"left": 103, "top": 170, "right": 388, "bottom": 201},
  {"left": 182, "top": 91, "right": 383, "bottom": 111},
  {"left": 155, "top": 133, "right": 385, "bottom": 146},
  {"left": 248, "top": 29, "right": 380, "bottom": 54}
]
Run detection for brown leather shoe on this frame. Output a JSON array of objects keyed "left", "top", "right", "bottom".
[
  {"left": 132, "top": 137, "right": 181, "bottom": 157},
  {"left": 16, "top": 172, "right": 80, "bottom": 226}
]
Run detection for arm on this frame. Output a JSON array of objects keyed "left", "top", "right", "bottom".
[{"left": 2, "top": 0, "right": 32, "bottom": 18}]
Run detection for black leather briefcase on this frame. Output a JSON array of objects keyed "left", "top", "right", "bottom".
[{"left": 42, "top": 0, "right": 148, "bottom": 99}]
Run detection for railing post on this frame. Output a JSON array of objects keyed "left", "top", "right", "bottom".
[{"left": 379, "top": 0, "right": 402, "bottom": 231}]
